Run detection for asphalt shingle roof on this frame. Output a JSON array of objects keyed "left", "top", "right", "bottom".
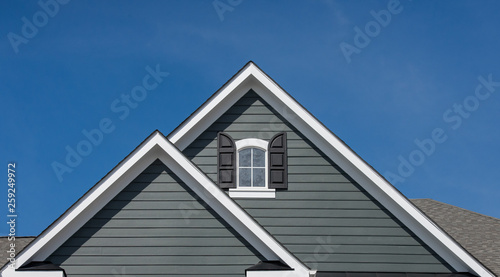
[
  {"left": 0, "top": 236, "right": 35, "bottom": 268},
  {"left": 412, "top": 199, "right": 500, "bottom": 277}
]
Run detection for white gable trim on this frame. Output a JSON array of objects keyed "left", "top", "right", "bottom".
[
  {"left": 167, "top": 62, "right": 495, "bottom": 277},
  {"left": 1, "top": 131, "right": 309, "bottom": 277}
]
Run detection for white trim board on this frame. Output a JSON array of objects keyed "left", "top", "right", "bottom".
[
  {"left": 1, "top": 131, "right": 309, "bottom": 277},
  {"left": 167, "top": 61, "right": 495, "bottom": 277},
  {"left": 235, "top": 138, "right": 269, "bottom": 150},
  {"left": 246, "top": 270, "right": 296, "bottom": 277},
  {"left": 229, "top": 188, "right": 276, "bottom": 198},
  {"left": 2, "top": 268, "right": 65, "bottom": 277}
]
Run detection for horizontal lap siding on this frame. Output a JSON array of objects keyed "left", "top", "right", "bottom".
[
  {"left": 47, "top": 160, "right": 262, "bottom": 277},
  {"left": 183, "top": 90, "right": 453, "bottom": 272}
]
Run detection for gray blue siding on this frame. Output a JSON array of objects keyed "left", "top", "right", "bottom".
[
  {"left": 183, "top": 90, "right": 454, "bottom": 272},
  {"left": 47, "top": 160, "right": 263, "bottom": 277}
]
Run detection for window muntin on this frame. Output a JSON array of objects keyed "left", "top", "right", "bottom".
[
  {"left": 238, "top": 147, "right": 266, "bottom": 187},
  {"left": 234, "top": 138, "right": 269, "bottom": 189}
]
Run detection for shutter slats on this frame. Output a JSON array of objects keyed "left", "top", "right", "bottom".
[
  {"left": 268, "top": 132, "right": 288, "bottom": 189},
  {"left": 217, "top": 132, "right": 236, "bottom": 189}
]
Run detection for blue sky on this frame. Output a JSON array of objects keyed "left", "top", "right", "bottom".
[{"left": 1, "top": 0, "right": 499, "bottom": 236}]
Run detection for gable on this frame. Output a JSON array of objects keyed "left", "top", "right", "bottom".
[
  {"left": 184, "top": 90, "right": 454, "bottom": 272},
  {"left": 47, "top": 159, "right": 264, "bottom": 276},
  {"left": 3, "top": 62, "right": 493, "bottom": 277},
  {"left": 168, "top": 62, "right": 494, "bottom": 277},
  {"left": 2, "top": 131, "right": 308, "bottom": 276}
]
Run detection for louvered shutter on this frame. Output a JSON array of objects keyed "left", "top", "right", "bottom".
[
  {"left": 217, "top": 132, "right": 236, "bottom": 189},
  {"left": 268, "top": 132, "right": 288, "bottom": 189}
]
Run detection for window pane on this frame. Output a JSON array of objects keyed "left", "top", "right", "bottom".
[
  {"left": 253, "top": 148, "right": 265, "bottom": 167},
  {"left": 253, "top": 168, "right": 265, "bottom": 187},
  {"left": 239, "top": 149, "right": 251, "bottom": 167},
  {"left": 239, "top": 168, "right": 251, "bottom": 187}
]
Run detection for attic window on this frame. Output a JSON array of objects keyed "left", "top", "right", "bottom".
[
  {"left": 236, "top": 139, "right": 268, "bottom": 188},
  {"left": 229, "top": 139, "right": 274, "bottom": 198},
  {"left": 217, "top": 133, "right": 287, "bottom": 198}
]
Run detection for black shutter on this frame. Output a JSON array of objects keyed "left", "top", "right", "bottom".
[
  {"left": 268, "top": 132, "right": 288, "bottom": 189},
  {"left": 217, "top": 132, "right": 236, "bottom": 189}
]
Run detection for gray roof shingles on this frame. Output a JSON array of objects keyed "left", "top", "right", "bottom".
[
  {"left": 0, "top": 236, "right": 35, "bottom": 268},
  {"left": 412, "top": 199, "right": 500, "bottom": 277}
]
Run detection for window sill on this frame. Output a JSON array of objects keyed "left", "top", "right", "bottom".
[{"left": 228, "top": 188, "right": 276, "bottom": 199}]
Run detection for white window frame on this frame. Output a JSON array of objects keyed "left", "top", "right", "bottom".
[
  {"left": 229, "top": 138, "right": 276, "bottom": 198},
  {"left": 236, "top": 139, "right": 268, "bottom": 189}
]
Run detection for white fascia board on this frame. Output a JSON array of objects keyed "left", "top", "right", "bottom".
[
  {"left": 1, "top": 131, "right": 309, "bottom": 276},
  {"left": 2, "top": 267, "right": 65, "bottom": 277},
  {"left": 166, "top": 62, "right": 494, "bottom": 277}
]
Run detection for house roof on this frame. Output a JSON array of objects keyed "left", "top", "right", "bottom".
[
  {"left": 17, "top": 262, "right": 65, "bottom": 272},
  {"left": 412, "top": 199, "right": 500, "bottom": 277},
  {"left": 1, "top": 62, "right": 496, "bottom": 277},
  {"left": 0, "top": 236, "right": 35, "bottom": 266},
  {"left": 246, "top": 261, "right": 292, "bottom": 271},
  {"left": 166, "top": 61, "right": 494, "bottom": 277}
]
